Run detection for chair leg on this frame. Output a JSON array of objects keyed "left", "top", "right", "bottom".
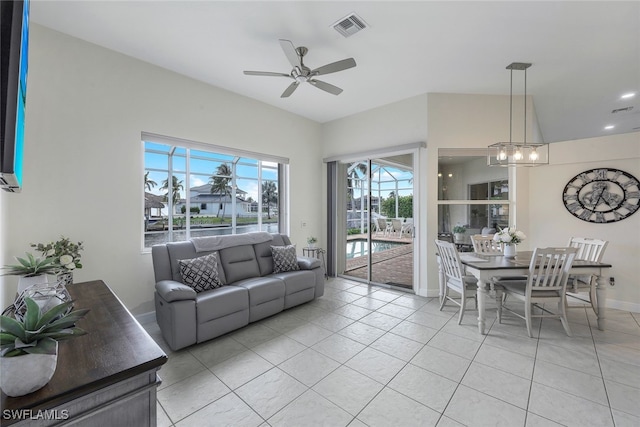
[
  {"left": 495, "top": 289, "right": 502, "bottom": 323},
  {"left": 458, "top": 291, "right": 466, "bottom": 325},
  {"left": 439, "top": 287, "right": 448, "bottom": 311},
  {"left": 498, "top": 292, "right": 505, "bottom": 324},
  {"left": 525, "top": 302, "right": 533, "bottom": 338},
  {"left": 559, "top": 299, "right": 572, "bottom": 337}
]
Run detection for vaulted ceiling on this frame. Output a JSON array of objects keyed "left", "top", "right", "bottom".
[{"left": 31, "top": 1, "right": 639, "bottom": 143}]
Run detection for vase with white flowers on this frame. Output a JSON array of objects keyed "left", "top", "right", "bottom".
[
  {"left": 492, "top": 226, "right": 526, "bottom": 258},
  {"left": 31, "top": 236, "right": 84, "bottom": 286}
]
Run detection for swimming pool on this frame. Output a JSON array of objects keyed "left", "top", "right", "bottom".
[{"left": 346, "top": 239, "right": 406, "bottom": 259}]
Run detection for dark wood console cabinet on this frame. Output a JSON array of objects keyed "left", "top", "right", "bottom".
[{"left": 1, "top": 280, "right": 167, "bottom": 426}]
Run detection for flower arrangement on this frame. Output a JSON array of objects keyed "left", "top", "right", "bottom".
[
  {"left": 31, "top": 236, "right": 84, "bottom": 272},
  {"left": 307, "top": 236, "right": 317, "bottom": 245},
  {"left": 493, "top": 226, "right": 526, "bottom": 245}
]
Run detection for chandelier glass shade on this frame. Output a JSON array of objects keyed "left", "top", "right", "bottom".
[{"left": 488, "top": 63, "right": 549, "bottom": 167}]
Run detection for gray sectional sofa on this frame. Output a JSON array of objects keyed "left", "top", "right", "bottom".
[{"left": 151, "top": 233, "right": 324, "bottom": 350}]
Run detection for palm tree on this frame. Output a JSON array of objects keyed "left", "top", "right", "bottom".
[
  {"left": 160, "top": 176, "right": 183, "bottom": 207},
  {"left": 262, "top": 181, "right": 278, "bottom": 219},
  {"left": 209, "top": 163, "right": 232, "bottom": 220},
  {"left": 144, "top": 171, "right": 157, "bottom": 191},
  {"left": 347, "top": 162, "right": 368, "bottom": 210}
]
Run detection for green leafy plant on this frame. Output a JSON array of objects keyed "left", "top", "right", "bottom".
[
  {"left": 0, "top": 298, "right": 89, "bottom": 357},
  {"left": 2, "top": 253, "right": 59, "bottom": 277},
  {"left": 306, "top": 236, "right": 318, "bottom": 244},
  {"left": 31, "top": 236, "right": 84, "bottom": 272},
  {"left": 452, "top": 225, "right": 466, "bottom": 234}
]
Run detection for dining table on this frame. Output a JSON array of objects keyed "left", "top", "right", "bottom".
[{"left": 455, "top": 251, "right": 613, "bottom": 335}]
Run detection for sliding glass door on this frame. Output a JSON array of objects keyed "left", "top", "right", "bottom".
[{"left": 340, "top": 155, "right": 414, "bottom": 289}]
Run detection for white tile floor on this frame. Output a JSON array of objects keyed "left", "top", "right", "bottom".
[{"left": 143, "top": 277, "right": 640, "bottom": 427}]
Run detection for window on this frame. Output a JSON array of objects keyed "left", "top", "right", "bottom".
[
  {"left": 142, "top": 133, "right": 288, "bottom": 249},
  {"left": 437, "top": 149, "right": 511, "bottom": 248}
]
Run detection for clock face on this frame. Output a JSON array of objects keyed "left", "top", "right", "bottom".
[{"left": 563, "top": 168, "right": 640, "bottom": 223}]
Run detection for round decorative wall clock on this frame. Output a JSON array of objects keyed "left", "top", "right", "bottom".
[{"left": 562, "top": 168, "right": 640, "bottom": 223}]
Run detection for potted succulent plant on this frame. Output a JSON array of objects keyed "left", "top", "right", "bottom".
[
  {"left": 452, "top": 225, "right": 466, "bottom": 243},
  {"left": 2, "top": 253, "right": 60, "bottom": 294},
  {"left": 0, "top": 298, "right": 89, "bottom": 396},
  {"left": 306, "top": 236, "right": 318, "bottom": 248}
]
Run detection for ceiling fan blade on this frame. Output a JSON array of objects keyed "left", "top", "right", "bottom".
[
  {"left": 244, "top": 71, "right": 291, "bottom": 77},
  {"left": 281, "top": 81, "right": 300, "bottom": 98},
  {"left": 309, "top": 79, "right": 343, "bottom": 95},
  {"left": 311, "top": 58, "right": 356, "bottom": 76},
  {"left": 279, "top": 39, "right": 300, "bottom": 67}
]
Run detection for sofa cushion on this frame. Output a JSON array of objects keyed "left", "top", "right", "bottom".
[
  {"left": 178, "top": 253, "right": 223, "bottom": 293},
  {"left": 271, "top": 245, "right": 300, "bottom": 273},
  {"left": 166, "top": 241, "right": 227, "bottom": 284},
  {"left": 219, "top": 244, "right": 261, "bottom": 284},
  {"left": 196, "top": 285, "right": 249, "bottom": 324},
  {"left": 233, "top": 276, "right": 286, "bottom": 306},
  {"left": 273, "top": 270, "right": 316, "bottom": 295},
  {"left": 254, "top": 234, "right": 286, "bottom": 276}
]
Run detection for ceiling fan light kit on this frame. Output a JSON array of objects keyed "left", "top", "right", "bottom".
[
  {"left": 488, "top": 62, "right": 550, "bottom": 167},
  {"left": 243, "top": 39, "right": 357, "bottom": 98}
]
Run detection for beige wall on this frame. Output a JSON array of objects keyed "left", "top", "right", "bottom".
[{"left": 0, "top": 25, "right": 323, "bottom": 313}]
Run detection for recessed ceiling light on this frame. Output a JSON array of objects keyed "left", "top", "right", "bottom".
[
  {"left": 604, "top": 125, "right": 615, "bottom": 130},
  {"left": 621, "top": 92, "right": 636, "bottom": 99}
]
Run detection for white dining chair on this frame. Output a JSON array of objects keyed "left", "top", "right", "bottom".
[
  {"left": 470, "top": 234, "right": 502, "bottom": 255},
  {"left": 435, "top": 239, "right": 478, "bottom": 324},
  {"left": 565, "top": 237, "right": 608, "bottom": 315},
  {"left": 494, "top": 247, "right": 577, "bottom": 338}
]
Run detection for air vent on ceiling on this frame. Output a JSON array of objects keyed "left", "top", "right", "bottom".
[
  {"left": 612, "top": 106, "right": 634, "bottom": 114},
  {"left": 332, "top": 13, "right": 368, "bottom": 38}
]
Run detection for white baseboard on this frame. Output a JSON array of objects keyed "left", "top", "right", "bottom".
[
  {"left": 135, "top": 311, "right": 156, "bottom": 325},
  {"left": 606, "top": 299, "right": 640, "bottom": 314}
]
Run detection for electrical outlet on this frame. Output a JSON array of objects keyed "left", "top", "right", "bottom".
[
  {"left": 300, "top": 221, "right": 307, "bottom": 228},
  {"left": 609, "top": 277, "right": 615, "bottom": 286}
]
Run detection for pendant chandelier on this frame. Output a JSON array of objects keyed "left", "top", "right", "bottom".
[{"left": 488, "top": 62, "right": 549, "bottom": 167}]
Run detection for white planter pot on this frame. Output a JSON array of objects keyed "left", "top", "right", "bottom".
[
  {"left": 454, "top": 233, "right": 464, "bottom": 243},
  {"left": 504, "top": 243, "right": 517, "bottom": 258},
  {"left": 0, "top": 342, "right": 58, "bottom": 397},
  {"left": 17, "top": 274, "right": 49, "bottom": 294}
]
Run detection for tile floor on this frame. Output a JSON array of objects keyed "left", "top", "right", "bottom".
[{"left": 143, "top": 277, "right": 640, "bottom": 427}]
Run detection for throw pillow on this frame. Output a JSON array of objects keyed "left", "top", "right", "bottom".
[
  {"left": 178, "top": 253, "right": 223, "bottom": 293},
  {"left": 271, "top": 245, "right": 300, "bottom": 273}
]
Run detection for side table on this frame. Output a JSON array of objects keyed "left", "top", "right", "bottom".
[{"left": 302, "top": 247, "right": 328, "bottom": 279}]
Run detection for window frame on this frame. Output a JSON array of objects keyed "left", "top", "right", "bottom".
[{"left": 141, "top": 132, "right": 289, "bottom": 252}]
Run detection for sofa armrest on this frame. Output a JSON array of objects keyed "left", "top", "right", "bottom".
[
  {"left": 156, "top": 280, "right": 197, "bottom": 302},
  {"left": 297, "top": 256, "right": 321, "bottom": 270}
]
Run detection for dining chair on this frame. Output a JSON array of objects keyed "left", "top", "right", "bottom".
[
  {"left": 565, "top": 237, "right": 608, "bottom": 315},
  {"left": 434, "top": 239, "right": 478, "bottom": 324},
  {"left": 470, "top": 234, "right": 502, "bottom": 255},
  {"left": 494, "top": 247, "right": 577, "bottom": 338}
]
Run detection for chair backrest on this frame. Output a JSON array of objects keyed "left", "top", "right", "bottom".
[
  {"left": 527, "top": 247, "right": 577, "bottom": 292},
  {"left": 470, "top": 234, "right": 502, "bottom": 254},
  {"left": 392, "top": 219, "right": 403, "bottom": 232},
  {"left": 566, "top": 237, "right": 608, "bottom": 262},
  {"left": 435, "top": 240, "right": 465, "bottom": 290},
  {"left": 377, "top": 218, "right": 388, "bottom": 229}
]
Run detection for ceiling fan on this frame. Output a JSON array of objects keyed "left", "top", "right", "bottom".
[{"left": 243, "top": 39, "right": 357, "bottom": 98}]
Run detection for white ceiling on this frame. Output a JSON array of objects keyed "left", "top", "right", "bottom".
[{"left": 30, "top": 1, "right": 640, "bottom": 143}]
